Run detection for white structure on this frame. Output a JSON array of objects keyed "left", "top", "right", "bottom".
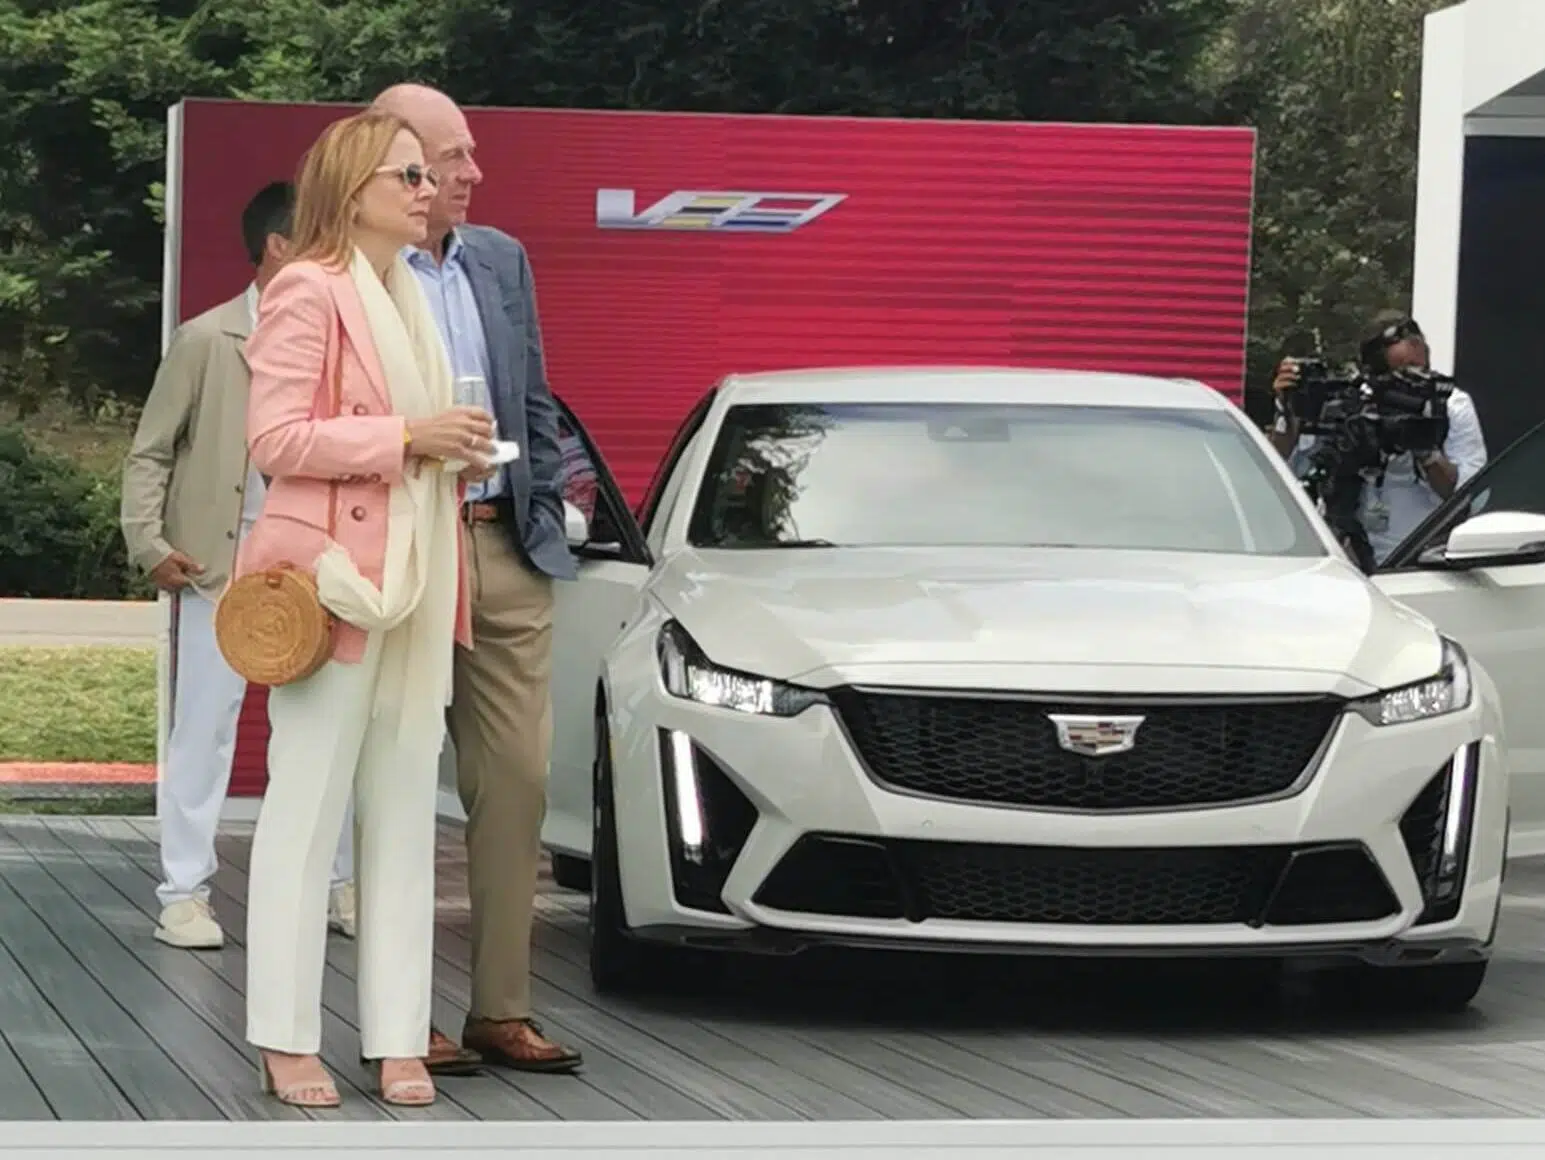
[{"left": 1414, "top": 0, "right": 1545, "bottom": 378}]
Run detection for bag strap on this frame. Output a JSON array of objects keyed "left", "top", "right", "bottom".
[
  {"left": 324, "top": 313, "right": 343, "bottom": 542},
  {"left": 229, "top": 308, "right": 347, "bottom": 580}
]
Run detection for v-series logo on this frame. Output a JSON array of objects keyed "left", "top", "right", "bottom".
[{"left": 595, "top": 189, "right": 846, "bottom": 233}]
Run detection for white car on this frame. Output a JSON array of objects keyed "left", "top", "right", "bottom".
[{"left": 544, "top": 367, "right": 1545, "bottom": 1012}]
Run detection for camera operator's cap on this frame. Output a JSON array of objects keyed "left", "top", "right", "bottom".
[{"left": 1358, "top": 312, "right": 1424, "bottom": 365}]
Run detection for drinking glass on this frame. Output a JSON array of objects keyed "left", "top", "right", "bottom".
[{"left": 452, "top": 374, "right": 520, "bottom": 465}]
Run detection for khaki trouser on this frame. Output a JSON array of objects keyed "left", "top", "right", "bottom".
[{"left": 448, "top": 520, "right": 555, "bottom": 1022}]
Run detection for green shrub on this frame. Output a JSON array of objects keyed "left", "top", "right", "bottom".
[{"left": 0, "top": 424, "right": 146, "bottom": 599}]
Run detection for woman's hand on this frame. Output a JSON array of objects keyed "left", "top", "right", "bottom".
[{"left": 406, "top": 406, "right": 496, "bottom": 463}]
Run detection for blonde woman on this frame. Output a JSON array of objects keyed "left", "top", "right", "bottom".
[{"left": 234, "top": 109, "right": 496, "bottom": 1107}]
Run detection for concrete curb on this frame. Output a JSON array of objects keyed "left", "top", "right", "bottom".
[{"left": 0, "top": 598, "right": 160, "bottom": 648}]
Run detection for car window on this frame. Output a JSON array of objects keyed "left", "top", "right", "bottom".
[
  {"left": 1384, "top": 419, "right": 1545, "bottom": 567},
  {"left": 555, "top": 403, "right": 650, "bottom": 564},
  {"left": 686, "top": 401, "right": 1324, "bottom": 557},
  {"left": 557, "top": 412, "right": 600, "bottom": 524}
]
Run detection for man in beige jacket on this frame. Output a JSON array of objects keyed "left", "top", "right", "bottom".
[{"left": 121, "top": 181, "right": 355, "bottom": 950}]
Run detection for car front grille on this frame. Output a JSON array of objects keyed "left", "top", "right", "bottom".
[
  {"left": 753, "top": 834, "right": 1400, "bottom": 928},
  {"left": 828, "top": 688, "right": 1342, "bottom": 812}
]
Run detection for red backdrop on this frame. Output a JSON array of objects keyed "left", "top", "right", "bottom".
[{"left": 170, "top": 99, "right": 1257, "bottom": 795}]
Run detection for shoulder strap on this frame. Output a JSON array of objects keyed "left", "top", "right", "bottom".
[
  {"left": 233, "top": 308, "right": 346, "bottom": 572},
  {"left": 325, "top": 313, "right": 343, "bottom": 542}
]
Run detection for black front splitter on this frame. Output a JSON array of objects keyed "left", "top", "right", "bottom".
[{"left": 629, "top": 922, "right": 1491, "bottom": 970}]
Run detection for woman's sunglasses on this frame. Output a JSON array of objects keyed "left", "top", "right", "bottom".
[{"left": 375, "top": 163, "right": 440, "bottom": 191}]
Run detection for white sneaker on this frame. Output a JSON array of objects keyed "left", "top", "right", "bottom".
[
  {"left": 155, "top": 898, "right": 224, "bottom": 949},
  {"left": 328, "top": 882, "right": 357, "bottom": 938}
]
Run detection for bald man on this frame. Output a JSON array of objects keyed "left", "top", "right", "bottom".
[{"left": 371, "top": 83, "right": 581, "bottom": 1077}]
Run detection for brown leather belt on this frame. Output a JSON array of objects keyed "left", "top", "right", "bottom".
[{"left": 462, "top": 501, "right": 506, "bottom": 525}]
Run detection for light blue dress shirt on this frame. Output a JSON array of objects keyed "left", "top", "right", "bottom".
[{"left": 404, "top": 234, "right": 503, "bottom": 501}]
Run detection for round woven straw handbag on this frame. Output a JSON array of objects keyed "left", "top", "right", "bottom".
[
  {"left": 213, "top": 321, "right": 342, "bottom": 687},
  {"left": 214, "top": 556, "right": 336, "bottom": 687}
]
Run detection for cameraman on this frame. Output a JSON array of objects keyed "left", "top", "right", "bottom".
[{"left": 1267, "top": 313, "right": 1488, "bottom": 564}]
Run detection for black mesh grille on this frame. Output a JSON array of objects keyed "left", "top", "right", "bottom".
[
  {"left": 1400, "top": 769, "right": 1448, "bottom": 893},
  {"left": 900, "top": 841, "right": 1281, "bottom": 925},
  {"left": 1399, "top": 760, "right": 1472, "bottom": 927},
  {"left": 660, "top": 734, "right": 761, "bottom": 914},
  {"left": 1260, "top": 846, "right": 1402, "bottom": 925},
  {"left": 755, "top": 835, "right": 1399, "bottom": 927},
  {"left": 753, "top": 836, "right": 906, "bottom": 919},
  {"left": 830, "top": 689, "right": 1341, "bottom": 811}
]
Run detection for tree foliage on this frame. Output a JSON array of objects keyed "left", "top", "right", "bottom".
[
  {"left": 0, "top": 0, "right": 1446, "bottom": 419},
  {"left": 1206, "top": 0, "right": 1450, "bottom": 407}
]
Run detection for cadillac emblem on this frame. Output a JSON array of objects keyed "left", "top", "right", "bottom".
[{"left": 1047, "top": 714, "right": 1146, "bottom": 758}]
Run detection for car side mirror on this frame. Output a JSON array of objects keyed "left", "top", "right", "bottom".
[
  {"left": 563, "top": 500, "right": 589, "bottom": 548},
  {"left": 1434, "top": 510, "right": 1545, "bottom": 568}
]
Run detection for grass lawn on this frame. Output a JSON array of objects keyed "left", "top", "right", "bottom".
[
  {"left": 0, "top": 646, "right": 157, "bottom": 764},
  {"left": 0, "top": 792, "right": 156, "bottom": 816}
]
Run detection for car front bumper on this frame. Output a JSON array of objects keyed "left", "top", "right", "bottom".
[{"left": 605, "top": 667, "right": 1507, "bottom": 967}]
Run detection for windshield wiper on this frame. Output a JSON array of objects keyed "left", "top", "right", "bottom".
[{"left": 770, "top": 538, "right": 838, "bottom": 549}]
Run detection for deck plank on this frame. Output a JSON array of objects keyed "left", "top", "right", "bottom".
[
  {"left": 209, "top": 823, "right": 799, "bottom": 1121},
  {"left": 6, "top": 815, "right": 1545, "bottom": 1122},
  {"left": 85, "top": 818, "right": 497, "bottom": 1123},
  {"left": 0, "top": 827, "right": 219, "bottom": 1120},
  {"left": 1, "top": 819, "right": 307, "bottom": 1123}
]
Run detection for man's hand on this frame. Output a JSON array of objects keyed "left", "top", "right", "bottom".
[
  {"left": 1272, "top": 358, "right": 1300, "bottom": 394},
  {"left": 458, "top": 462, "right": 497, "bottom": 485},
  {"left": 149, "top": 550, "right": 203, "bottom": 591},
  {"left": 1417, "top": 450, "right": 1460, "bottom": 499},
  {"left": 1266, "top": 358, "right": 1302, "bottom": 458}
]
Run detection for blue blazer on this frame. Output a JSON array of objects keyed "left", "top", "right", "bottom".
[{"left": 459, "top": 224, "right": 578, "bottom": 582}]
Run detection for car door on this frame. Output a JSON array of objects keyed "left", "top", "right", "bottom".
[
  {"left": 544, "top": 403, "right": 653, "bottom": 860},
  {"left": 1372, "top": 420, "right": 1545, "bottom": 856},
  {"left": 543, "top": 391, "right": 719, "bottom": 861}
]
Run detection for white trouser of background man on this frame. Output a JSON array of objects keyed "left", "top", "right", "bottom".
[{"left": 156, "top": 474, "right": 357, "bottom": 949}]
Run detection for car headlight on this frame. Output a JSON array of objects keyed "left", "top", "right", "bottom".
[
  {"left": 656, "top": 620, "right": 824, "bottom": 717},
  {"left": 1352, "top": 637, "right": 1473, "bottom": 726}
]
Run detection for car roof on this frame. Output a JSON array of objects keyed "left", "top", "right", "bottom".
[{"left": 717, "top": 366, "right": 1233, "bottom": 411}]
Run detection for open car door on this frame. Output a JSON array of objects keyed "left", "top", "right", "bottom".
[
  {"left": 544, "top": 401, "right": 653, "bottom": 862},
  {"left": 544, "top": 390, "right": 720, "bottom": 865},
  {"left": 1372, "top": 420, "right": 1545, "bottom": 857}
]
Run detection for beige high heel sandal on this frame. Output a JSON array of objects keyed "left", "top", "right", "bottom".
[
  {"left": 376, "top": 1059, "right": 436, "bottom": 1107},
  {"left": 258, "top": 1052, "right": 342, "bottom": 1108}
]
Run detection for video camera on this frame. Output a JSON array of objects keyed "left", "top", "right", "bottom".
[
  {"left": 1283, "top": 359, "right": 1455, "bottom": 573},
  {"left": 1289, "top": 359, "right": 1453, "bottom": 463}
]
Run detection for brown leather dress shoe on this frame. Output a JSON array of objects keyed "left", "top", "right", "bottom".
[
  {"left": 424, "top": 1026, "right": 485, "bottom": 1076},
  {"left": 462, "top": 1017, "right": 583, "bottom": 1074}
]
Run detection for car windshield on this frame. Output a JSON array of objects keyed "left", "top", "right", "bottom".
[{"left": 686, "top": 400, "right": 1325, "bottom": 556}]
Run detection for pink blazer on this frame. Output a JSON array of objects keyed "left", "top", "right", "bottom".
[{"left": 233, "top": 260, "right": 473, "bottom": 664}]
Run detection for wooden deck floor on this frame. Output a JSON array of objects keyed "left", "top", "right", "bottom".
[{"left": 4, "top": 815, "right": 1545, "bottom": 1122}]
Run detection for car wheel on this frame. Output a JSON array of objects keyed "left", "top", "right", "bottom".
[
  {"left": 588, "top": 709, "right": 674, "bottom": 995},
  {"left": 550, "top": 854, "right": 591, "bottom": 893},
  {"left": 1332, "top": 960, "right": 1489, "bottom": 1015}
]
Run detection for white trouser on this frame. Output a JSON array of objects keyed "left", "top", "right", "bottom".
[
  {"left": 158, "top": 588, "right": 355, "bottom": 908},
  {"left": 245, "top": 631, "right": 442, "bottom": 1057}
]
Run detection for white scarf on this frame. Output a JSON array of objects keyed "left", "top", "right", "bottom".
[{"left": 313, "top": 248, "right": 461, "bottom": 738}]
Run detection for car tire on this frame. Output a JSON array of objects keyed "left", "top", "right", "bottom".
[
  {"left": 1332, "top": 960, "right": 1489, "bottom": 1015},
  {"left": 588, "top": 709, "right": 675, "bottom": 995},
  {"left": 551, "top": 854, "right": 591, "bottom": 893}
]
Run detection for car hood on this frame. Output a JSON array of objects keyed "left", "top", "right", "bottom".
[{"left": 648, "top": 547, "right": 1443, "bottom": 692}]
